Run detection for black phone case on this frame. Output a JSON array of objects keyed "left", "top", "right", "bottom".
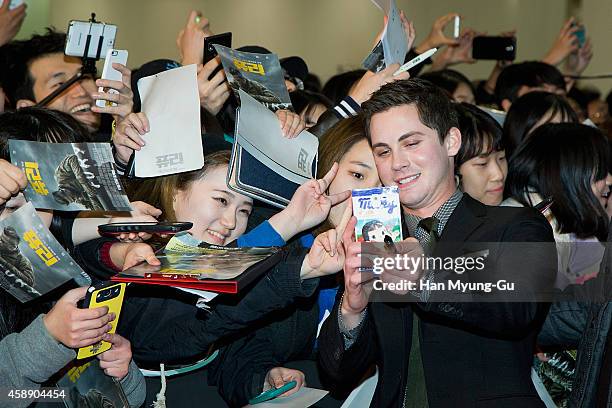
[
  {"left": 203, "top": 32, "right": 232, "bottom": 64},
  {"left": 98, "top": 222, "right": 193, "bottom": 235},
  {"left": 472, "top": 36, "right": 516, "bottom": 61}
]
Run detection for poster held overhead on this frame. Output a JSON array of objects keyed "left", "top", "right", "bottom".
[{"left": 363, "top": 0, "right": 408, "bottom": 71}]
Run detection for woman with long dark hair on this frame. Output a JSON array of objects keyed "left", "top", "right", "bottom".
[
  {"left": 505, "top": 123, "right": 611, "bottom": 407},
  {"left": 505, "top": 123, "right": 609, "bottom": 250},
  {"left": 502, "top": 91, "right": 578, "bottom": 159}
]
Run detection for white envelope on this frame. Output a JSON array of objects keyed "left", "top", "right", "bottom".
[
  {"left": 135, "top": 64, "right": 203, "bottom": 177},
  {"left": 341, "top": 370, "right": 379, "bottom": 408},
  {"left": 236, "top": 90, "right": 318, "bottom": 183}
]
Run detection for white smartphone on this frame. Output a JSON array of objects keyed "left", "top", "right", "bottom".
[
  {"left": 453, "top": 16, "right": 461, "bottom": 38},
  {"left": 96, "top": 49, "right": 128, "bottom": 108},
  {"left": 1, "top": 0, "right": 24, "bottom": 10},
  {"left": 65, "top": 20, "right": 117, "bottom": 59}
]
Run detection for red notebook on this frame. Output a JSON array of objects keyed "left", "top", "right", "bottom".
[{"left": 111, "top": 246, "right": 282, "bottom": 294}]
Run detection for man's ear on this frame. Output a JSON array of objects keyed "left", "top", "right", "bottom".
[
  {"left": 16, "top": 99, "right": 36, "bottom": 109},
  {"left": 445, "top": 127, "right": 461, "bottom": 157},
  {"left": 501, "top": 99, "right": 512, "bottom": 112}
]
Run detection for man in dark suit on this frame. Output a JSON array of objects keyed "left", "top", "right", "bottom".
[{"left": 318, "top": 79, "right": 557, "bottom": 407}]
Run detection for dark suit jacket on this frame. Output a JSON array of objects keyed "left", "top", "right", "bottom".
[{"left": 318, "top": 195, "right": 557, "bottom": 407}]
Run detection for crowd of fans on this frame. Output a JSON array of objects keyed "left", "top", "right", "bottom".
[{"left": 0, "top": 3, "right": 610, "bottom": 408}]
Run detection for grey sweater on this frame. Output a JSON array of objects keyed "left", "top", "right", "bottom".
[{"left": 0, "top": 315, "right": 145, "bottom": 408}]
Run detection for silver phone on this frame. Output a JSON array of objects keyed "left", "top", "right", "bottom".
[
  {"left": 96, "top": 49, "right": 128, "bottom": 108},
  {"left": 65, "top": 20, "right": 117, "bottom": 59},
  {"left": 453, "top": 16, "right": 461, "bottom": 38}
]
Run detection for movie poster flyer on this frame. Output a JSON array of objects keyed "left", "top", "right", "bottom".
[
  {"left": 9, "top": 140, "right": 132, "bottom": 212},
  {"left": 214, "top": 44, "right": 292, "bottom": 111},
  {"left": 56, "top": 359, "right": 128, "bottom": 408},
  {"left": 0, "top": 202, "right": 89, "bottom": 303},
  {"left": 352, "top": 186, "right": 402, "bottom": 243}
]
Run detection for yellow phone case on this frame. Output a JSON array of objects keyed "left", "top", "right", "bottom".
[{"left": 76, "top": 282, "right": 126, "bottom": 360}]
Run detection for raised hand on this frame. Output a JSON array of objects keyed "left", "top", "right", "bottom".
[
  {"left": 112, "top": 112, "right": 150, "bottom": 165},
  {"left": 275, "top": 109, "right": 306, "bottom": 138},
  {"left": 565, "top": 37, "right": 593, "bottom": 77},
  {"left": 415, "top": 13, "right": 461, "bottom": 54},
  {"left": 430, "top": 28, "right": 477, "bottom": 70},
  {"left": 300, "top": 199, "right": 352, "bottom": 280},
  {"left": 340, "top": 215, "right": 375, "bottom": 329},
  {"left": 177, "top": 10, "right": 214, "bottom": 65},
  {"left": 349, "top": 63, "right": 410, "bottom": 105},
  {"left": 542, "top": 17, "right": 580, "bottom": 66},
  {"left": 0, "top": 0, "right": 26, "bottom": 47},
  {"left": 91, "top": 64, "right": 134, "bottom": 120},
  {"left": 197, "top": 58, "right": 231, "bottom": 115},
  {"left": 269, "top": 163, "right": 351, "bottom": 241}
]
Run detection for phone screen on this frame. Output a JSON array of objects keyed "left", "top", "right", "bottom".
[{"left": 575, "top": 27, "right": 586, "bottom": 48}]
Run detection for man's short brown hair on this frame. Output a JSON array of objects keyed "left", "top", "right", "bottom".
[{"left": 362, "top": 78, "right": 458, "bottom": 144}]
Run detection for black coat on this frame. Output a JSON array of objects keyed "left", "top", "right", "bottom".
[
  {"left": 207, "top": 293, "right": 321, "bottom": 407},
  {"left": 318, "top": 195, "right": 557, "bottom": 408},
  {"left": 73, "top": 238, "right": 319, "bottom": 367},
  {"left": 537, "top": 223, "right": 612, "bottom": 408}
]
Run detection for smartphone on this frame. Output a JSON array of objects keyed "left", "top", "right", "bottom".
[
  {"left": 65, "top": 20, "right": 117, "bottom": 59},
  {"left": 98, "top": 221, "right": 193, "bottom": 236},
  {"left": 203, "top": 32, "right": 232, "bottom": 64},
  {"left": 76, "top": 282, "right": 126, "bottom": 360},
  {"left": 248, "top": 381, "right": 297, "bottom": 405},
  {"left": 574, "top": 25, "right": 586, "bottom": 48},
  {"left": 96, "top": 49, "right": 128, "bottom": 108},
  {"left": 472, "top": 36, "right": 516, "bottom": 61},
  {"left": 453, "top": 16, "right": 461, "bottom": 39}
]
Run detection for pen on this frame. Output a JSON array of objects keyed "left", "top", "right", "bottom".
[
  {"left": 384, "top": 235, "right": 396, "bottom": 253},
  {"left": 534, "top": 197, "right": 554, "bottom": 214},
  {"left": 393, "top": 48, "right": 438, "bottom": 76}
]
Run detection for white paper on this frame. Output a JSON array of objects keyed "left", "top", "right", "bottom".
[
  {"left": 340, "top": 370, "right": 378, "bottom": 408},
  {"left": 382, "top": 0, "right": 408, "bottom": 66},
  {"left": 236, "top": 90, "right": 318, "bottom": 183},
  {"left": 135, "top": 64, "right": 203, "bottom": 177},
  {"left": 174, "top": 287, "right": 219, "bottom": 303},
  {"left": 316, "top": 309, "right": 331, "bottom": 339},
  {"left": 244, "top": 387, "right": 328, "bottom": 408}
]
